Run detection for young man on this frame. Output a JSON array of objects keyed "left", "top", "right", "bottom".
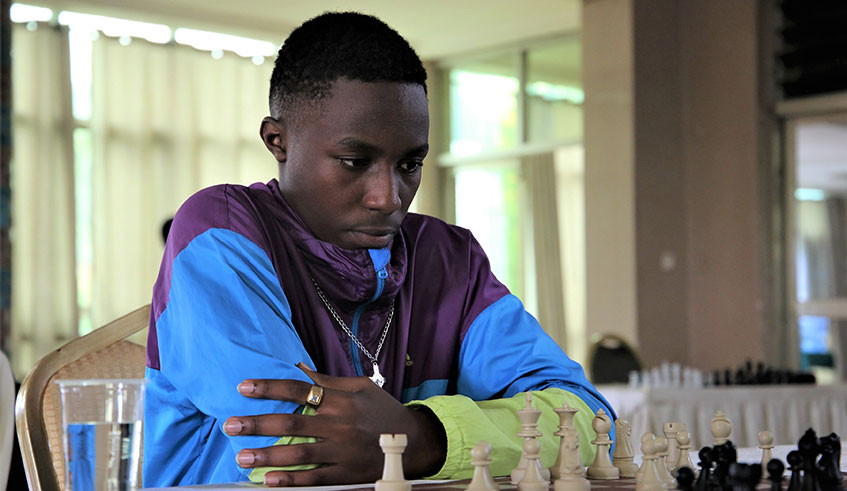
[{"left": 144, "top": 12, "right": 614, "bottom": 488}]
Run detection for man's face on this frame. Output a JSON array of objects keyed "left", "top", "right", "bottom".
[{"left": 263, "top": 79, "right": 429, "bottom": 250}]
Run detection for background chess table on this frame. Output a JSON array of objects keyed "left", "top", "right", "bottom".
[{"left": 599, "top": 384, "right": 847, "bottom": 447}]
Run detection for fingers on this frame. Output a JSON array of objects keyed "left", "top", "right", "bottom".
[
  {"left": 262, "top": 465, "right": 351, "bottom": 487},
  {"left": 237, "top": 378, "right": 312, "bottom": 402},
  {"left": 296, "top": 362, "right": 374, "bottom": 392},
  {"left": 235, "top": 440, "right": 339, "bottom": 469},
  {"left": 224, "top": 412, "right": 333, "bottom": 439}
]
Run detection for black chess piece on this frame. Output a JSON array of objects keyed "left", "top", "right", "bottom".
[
  {"left": 730, "top": 462, "right": 762, "bottom": 491},
  {"left": 798, "top": 428, "right": 820, "bottom": 491},
  {"left": 817, "top": 433, "right": 844, "bottom": 491},
  {"left": 712, "top": 441, "right": 738, "bottom": 491},
  {"left": 787, "top": 450, "right": 804, "bottom": 491},
  {"left": 677, "top": 466, "right": 696, "bottom": 491},
  {"left": 695, "top": 446, "right": 714, "bottom": 491},
  {"left": 767, "top": 458, "right": 785, "bottom": 491}
]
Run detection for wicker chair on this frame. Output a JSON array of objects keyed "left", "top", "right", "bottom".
[{"left": 15, "top": 304, "right": 150, "bottom": 491}]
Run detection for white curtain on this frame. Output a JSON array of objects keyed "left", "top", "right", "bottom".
[
  {"left": 89, "top": 35, "right": 273, "bottom": 329},
  {"left": 10, "top": 23, "right": 77, "bottom": 379}
]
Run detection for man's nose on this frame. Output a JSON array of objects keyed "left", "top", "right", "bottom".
[{"left": 363, "top": 165, "right": 402, "bottom": 214}]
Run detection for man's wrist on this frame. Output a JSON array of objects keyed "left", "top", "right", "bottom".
[{"left": 406, "top": 405, "right": 447, "bottom": 478}]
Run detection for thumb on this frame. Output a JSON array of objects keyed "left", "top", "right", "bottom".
[{"left": 296, "top": 362, "right": 371, "bottom": 392}]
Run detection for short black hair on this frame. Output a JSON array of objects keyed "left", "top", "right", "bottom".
[{"left": 269, "top": 11, "right": 427, "bottom": 119}]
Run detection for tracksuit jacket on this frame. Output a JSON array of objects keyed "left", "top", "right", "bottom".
[{"left": 143, "top": 179, "right": 614, "bottom": 487}]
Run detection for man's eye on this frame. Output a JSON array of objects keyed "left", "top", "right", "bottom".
[
  {"left": 398, "top": 160, "right": 423, "bottom": 174},
  {"left": 338, "top": 158, "right": 369, "bottom": 168}
]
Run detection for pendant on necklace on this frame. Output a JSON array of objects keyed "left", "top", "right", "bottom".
[{"left": 369, "top": 362, "right": 385, "bottom": 388}]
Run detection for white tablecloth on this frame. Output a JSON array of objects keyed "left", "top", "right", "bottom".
[{"left": 598, "top": 384, "right": 847, "bottom": 448}]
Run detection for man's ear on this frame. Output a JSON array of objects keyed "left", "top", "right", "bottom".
[{"left": 260, "top": 116, "right": 287, "bottom": 162}]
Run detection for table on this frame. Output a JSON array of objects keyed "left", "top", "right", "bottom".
[
  {"left": 142, "top": 444, "right": 847, "bottom": 490},
  {"left": 598, "top": 384, "right": 847, "bottom": 448}
]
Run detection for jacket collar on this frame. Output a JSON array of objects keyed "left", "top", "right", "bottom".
[{"left": 264, "top": 179, "right": 407, "bottom": 308}]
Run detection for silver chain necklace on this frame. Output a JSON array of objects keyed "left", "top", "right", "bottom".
[{"left": 311, "top": 279, "right": 394, "bottom": 387}]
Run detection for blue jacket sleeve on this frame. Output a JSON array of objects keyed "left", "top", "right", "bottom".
[{"left": 144, "top": 228, "right": 314, "bottom": 486}]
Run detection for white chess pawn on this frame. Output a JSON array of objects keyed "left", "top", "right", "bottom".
[
  {"left": 518, "top": 438, "right": 549, "bottom": 491},
  {"left": 758, "top": 430, "right": 774, "bottom": 477},
  {"left": 674, "top": 431, "right": 696, "bottom": 476},
  {"left": 586, "top": 409, "right": 620, "bottom": 479},
  {"left": 468, "top": 441, "right": 498, "bottom": 491},
  {"left": 653, "top": 437, "right": 677, "bottom": 487},
  {"left": 612, "top": 419, "right": 638, "bottom": 478},
  {"left": 636, "top": 435, "right": 667, "bottom": 491},
  {"left": 375, "top": 434, "right": 411, "bottom": 491},
  {"left": 635, "top": 432, "right": 655, "bottom": 482},
  {"left": 710, "top": 411, "right": 732, "bottom": 445}
]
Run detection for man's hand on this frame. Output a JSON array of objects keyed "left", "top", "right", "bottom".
[{"left": 222, "top": 363, "right": 447, "bottom": 487}]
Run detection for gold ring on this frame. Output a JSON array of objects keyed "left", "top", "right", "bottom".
[{"left": 306, "top": 385, "right": 324, "bottom": 408}]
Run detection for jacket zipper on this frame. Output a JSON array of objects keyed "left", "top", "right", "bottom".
[{"left": 350, "top": 266, "right": 388, "bottom": 376}]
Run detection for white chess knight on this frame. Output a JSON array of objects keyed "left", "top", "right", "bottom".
[
  {"left": 586, "top": 409, "right": 620, "bottom": 479},
  {"left": 612, "top": 419, "right": 638, "bottom": 478}
]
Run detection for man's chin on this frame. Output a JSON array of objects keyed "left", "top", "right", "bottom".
[{"left": 343, "top": 230, "right": 395, "bottom": 250}]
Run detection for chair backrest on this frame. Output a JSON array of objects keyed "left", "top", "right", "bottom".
[
  {"left": 15, "top": 304, "right": 150, "bottom": 491},
  {"left": 588, "top": 333, "right": 643, "bottom": 385}
]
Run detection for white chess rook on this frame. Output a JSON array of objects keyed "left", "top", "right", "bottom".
[{"left": 375, "top": 434, "right": 411, "bottom": 491}]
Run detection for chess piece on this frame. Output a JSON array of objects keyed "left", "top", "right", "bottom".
[
  {"left": 797, "top": 428, "right": 819, "bottom": 491},
  {"left": 511, "top": 393, "right": 551, "bottom": 484},
  {"left": 663, "top": 422, "right": 684, "bottom": 469},
  {"left": 612, "top": 419, "right": 638, "bottom": 478},
  {"left": 817, "top": 433, "right": 843, "bottom": 491},
  {"left": 552, "top": 425, "right": 591, "bottom": 491},
  {"left": 518, "top": 438, "right": 550, "bottom": 491},
  {"left": 653, "top": 437, "right": 677, "bottom": 487},
  {"left": 676, "top": 467, "right": 695, "bottom": 491},
  {"left": 694, "top": 446, "right": 713, "bottom": 491},
  {"left": 786, "top": 451, "right": 802, "bottom": 491},
  {"left": 711, "top": 441, "right": 738, "bottom": 491},
  {"left": 375, "top": 434, "right": 411, "bottom": 491},
  {"left": 551, "top": 404, "right": 577, "bottom": 479},
  {"left": 729, "top": 462, "right": 762, "bottom": 491},
  {"left": 636, "top": 435, "right": 667, "bottom": 491},
  {"left": 758, "top": 430, "right": 775, "bottom": 478},
  {"left": 766, "top": 459, "right": 784, "bottom": 491},
  {"left": 636, "top": 432, "right": 656, "bottom": 482},
  {"left": 711, "top": 411, "right": 732, "bottom": 445},
  {"left": 468, "top": 441, "right": 498, "bottom": 491},
  {"left": 586, "top": 409, "right": 620, "bottom": 479},
  {"left": 675, "top": 431, "right": 696, "bottom": 476}
]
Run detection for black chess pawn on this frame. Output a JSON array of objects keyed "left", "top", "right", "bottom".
[
  {"left": 676, "top": 466, "right": 695, "bottom": 491},
  {"left": 730, "top": 463, "right": 762, "bottom": 491},
  {"left": 787, "top": 450, "right": 803, "bottom": 491},
  {"left": 767, "top": 458, "right": 785, "bottom": 491},
  {"left": 798, "top": 428, "right": 820, "bottom": 491},
  {"left": 695, "top": 446, "right": 713, "bottom": 491},
  {"left": 817, "top": 433, "right": 844, "bottom": 491}
]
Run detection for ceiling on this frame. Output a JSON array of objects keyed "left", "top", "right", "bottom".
[{"left": 28, "top": 0, "right": 581, "bottom": 60}]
